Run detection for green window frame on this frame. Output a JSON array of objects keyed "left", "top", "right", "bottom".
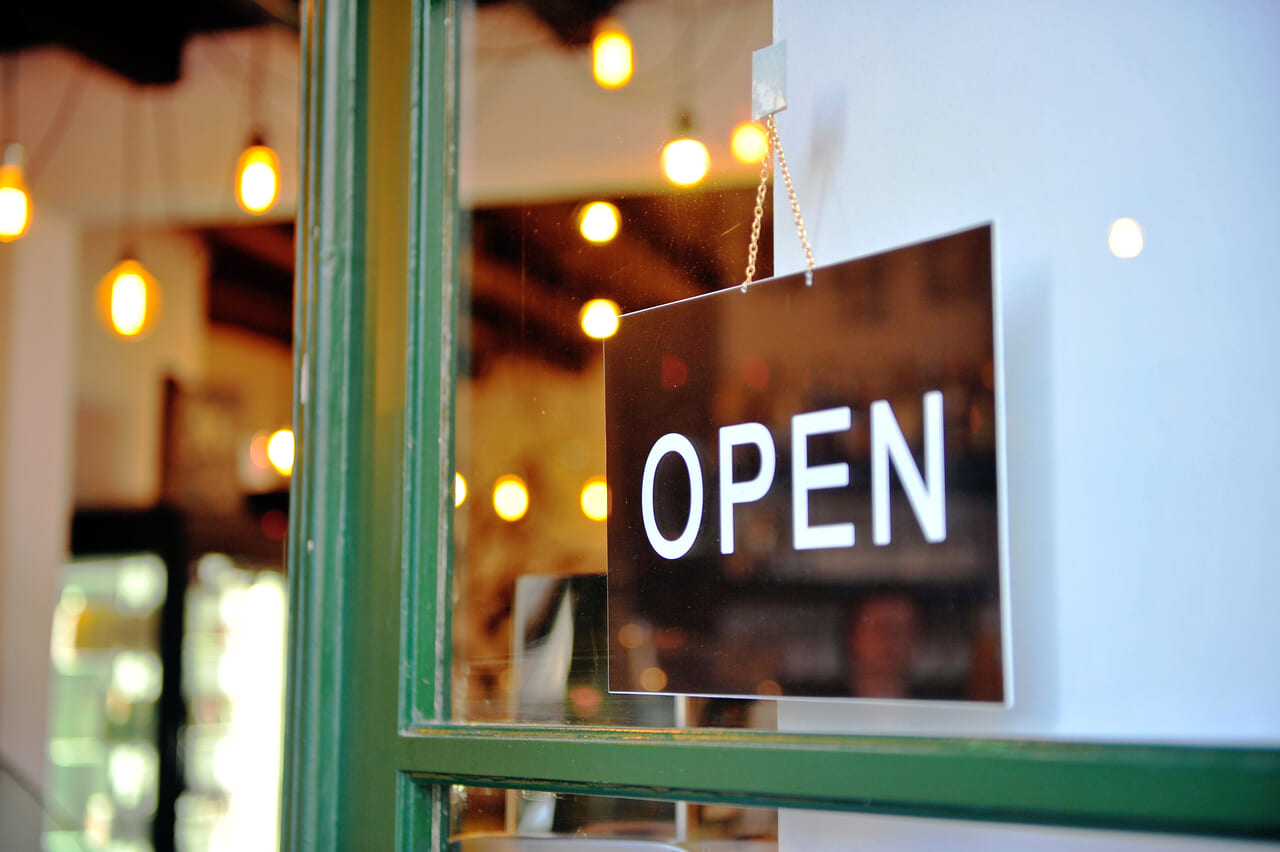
[{"left": 282, "top": 0, "right": 1280, "bottom": 848}]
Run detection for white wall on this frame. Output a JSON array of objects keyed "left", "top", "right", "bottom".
[
  {"left": 0, "top": 210, "right": 77, "bottom": 790},
  {"left": 769, "top": 0, "right": 1280, "bottom": 846}
]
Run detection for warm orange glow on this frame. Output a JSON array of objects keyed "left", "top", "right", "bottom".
[
  {"left": 592, "top": 25, "right": 633, "bottom": 89},
  {"left": 493, "top": 475, "right": 529, "bottom": 521},
  {"left": 731, "top": 121, "right": 768, "bottom": 164},
  {"left": 580, "top": 477, "right": 609, "bottom": 521},
  {"left": 578, "top": 201, "right": 620, "bottom": 243},
  {"left": 0, "top": 162, "right": 30, "bottom": 242},
  {"left": 454, "top": 473, "right": 467, "bottom": 507},
  {"left": 235, "top": 143, "right": 280, "bottom": 214},
  {"left": 661, "top": 138, "right": 709, "bottom": 186},
  {"left": 96, "top": 259, "right": 160, "bottom": 339},
  {"left": 579, "top": 298, "right": 620, "bottom": 339},
  {"left": 267, "top": 429, "right": 295, "bottom": 476}
]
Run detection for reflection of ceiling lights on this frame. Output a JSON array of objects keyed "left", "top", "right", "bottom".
[
  {"left": 662, "top": 137, "right": 709, "bottom": 186},
  {"left": 578, "top": 201, "right": 620, "bottom": 243},
  {"left": 580, "top": 477, "right": 609, "bottom": 521},
  {"left": 731, "top": 121, "right": 768, "bottom": 164},
  {"left": 267, "top": 428, "right": 294, "bottom": 477},
  {"left": 579, "top": 298, "right": 620, "bottom": 339},
  {"left": 592, "top": 22, "right": 632, "bottom": 89},
  {"left": 493, "top": 475, "right": 529, "bottom": 521},
  {"left": 1108, "top": 217, "right": 1143, "bottom": 258}
]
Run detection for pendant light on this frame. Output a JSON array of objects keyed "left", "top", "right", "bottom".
[
  {"left": 98, "top": 89, "right": 160, "bottom": 339},
  {"left": 234, "top": 32, "right": 280, "bottom": 215},
  {"left": 0, "top": 55, "right": 31, "bottom": 242},
  {"left": 659, "top": 3, "right": 708, "bottom": 187}
]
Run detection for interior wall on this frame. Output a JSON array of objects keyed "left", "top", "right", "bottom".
[{"left": 0, "top": 210, "right": 77, "bottom": 790}]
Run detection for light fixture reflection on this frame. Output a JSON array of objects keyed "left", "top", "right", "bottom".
[
  {"left": 579, "top": 298, "right": 620, "bottom": 339},
  {"left": 454, "top": 472, "right": 467, "bottom": 508},
  {"left": 493, "top": 475, "right": 529, "bottom": 521},
  {"left": 267, "top": 428, "right": 294, "bottom": 476},
  {"left": 592, "top": 25, "right": 633, "bottom": 89},
  {"left": 580, "top": 477, "right": 609, "bottom": 521},
  {"left": 97, "top": 258, "right": 160, "bottom": 338},
  {"left": 1108, "top": 217, "right": 1144, "bottom": 259},
  {"left": 661, "top": 138, "right": 709, "bottom": 186},
  {"left": 235, "top": 140, "right": 280, "bottom": 215},
  {"left": 0, "top": 143, "right": 31, "bottom": 242},
  {"left": 731, "top": 122, "right": 768, "bottom": 164},
  {"left": 578, "top": 201, "right": 620, "bottom": 243}
]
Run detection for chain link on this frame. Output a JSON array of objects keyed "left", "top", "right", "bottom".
[{"left": 741, "top": 114, "right": 817, "bottom": 290}]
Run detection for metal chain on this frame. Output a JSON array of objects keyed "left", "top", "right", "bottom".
[
  {"left": 741, "top": 133, "right": 771, "bottom": 291},
  {"left": 741, "top": 114, "right": 817, "bottom": 290}
]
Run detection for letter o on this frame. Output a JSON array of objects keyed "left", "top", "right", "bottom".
[{"left": 641, "top": 433, "right": 704, "bottom": 560}]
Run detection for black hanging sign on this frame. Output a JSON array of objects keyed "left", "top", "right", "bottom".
[{"left": 605, "top": 225, "right": 1009, "bottom": 703}]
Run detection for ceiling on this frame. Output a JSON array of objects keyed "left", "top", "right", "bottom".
[
  {"left": 1, "top": 0, "right": 775, "bottom": 367},
  {"left": 0, "top": 0, "right": 298, "bottom": 85}
]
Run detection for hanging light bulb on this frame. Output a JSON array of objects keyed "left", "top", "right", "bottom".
[
  {"left": 662, "top": 138, "right": 709, "bottom": 187},
  {"left": 592, "top": 22, "right": 633, "bottom": 89},
  {"left": 0, "top": 142, "right": 30, "bottom": 242},
  {"left": 578, "top": 201, "right": 620, "bottom": 243},
  {"left": 661, "top": 113, "right": 709, "bottom": 187},
  {"left": 235, "top": 137, "right": 280, "bottom": 215},
  {"left": 97, "top": 258, "right": 161, "bottom": 339}
]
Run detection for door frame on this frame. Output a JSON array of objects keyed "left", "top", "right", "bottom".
[{"left": 282, "top": 0, "right": 1280, "bottom": 848}]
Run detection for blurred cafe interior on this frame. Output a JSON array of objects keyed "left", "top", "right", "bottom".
[{"left": 0, "top": 0, "right": 790, "bottom": 848}]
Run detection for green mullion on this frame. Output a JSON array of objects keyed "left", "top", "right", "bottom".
[
  {"left": 282, "top": 0, "right": 367, "bottom": 847},
  {"left": 395, "top": 725, "right": 1280, "bottom": 839},
  {"left": 401, "top": 0, "right": 460, "bottom": 730}
]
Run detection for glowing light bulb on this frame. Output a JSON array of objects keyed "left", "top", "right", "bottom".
[
  {"left": 731, "top": 122, "right": 768, "bottom": 164},
  {"left": 580, "top": 477, "right": 609, "bottom": 521},
  {"left": 592, "top": 25, "right": 633, "bottom": 89},
  {"left": 1108, "top": 217, "right": 1144, "bottom": 258},
  {"left": 0, "top": 144, "right": 31, "bottom": 242},
  {"left": 578, "top": 201, "right": 620, "bottom": 243},
  {"left": 267, "top": 428, "right": 294, "bottom": 476},
  {"left": 579, "top": 298, "right": 620, "bottom": 339},
  {"left": 454, "top": 473, "right": 467, "bottom": 507},
  {"left": 493, "top": 475, "right": 529, "bottom": 521},
  {"left": 112, "top": 273, "right": 147, "bottom": 336},
  {"left": 661, "top": 138, "right": 709, "bottom": 186},
  {"left": 97, "top": 258, "right": 159, "bottom": 338},
  {"left": 235, "top": 141, "right": 280, "bottom": 215}
]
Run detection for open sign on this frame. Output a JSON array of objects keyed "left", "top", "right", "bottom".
[{"left": 605, "top": 225, "right": 1007, "bottom": 702}]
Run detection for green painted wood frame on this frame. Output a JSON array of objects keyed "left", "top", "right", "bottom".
[{"left": 282, "top": 0, "right": 1280, "bottom": 848}]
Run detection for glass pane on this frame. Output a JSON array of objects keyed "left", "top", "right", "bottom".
[
  {"left": 450, "top": 786, "right": 776, "bottom": 849},
  {"left": 452, "top": 0, "right": 774, "bottom": 726}
]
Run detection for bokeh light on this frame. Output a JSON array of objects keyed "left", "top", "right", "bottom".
[
  {"left": 454, "top": 472, "right": 467, "bottom": 507},
  {"left": 580, "top": 477, "right": 609, "bottom": 521},
  {"left": 731, "top": 121, "right": 768, "bottom": 164},
  {"left": 493, "top": 475, "right": 529, "bottom": 521},
  {"left": 235, "top": 143, "right": 281, "bottom": 215},
  {"left": 661, "top": 138, "right": 709, "bottom": 186},
  {"left": 1108, "top": 217, "right": 1144, "bottom": 258},
  {"left": 0, "top": 162, "right": 31, "bottom": 242},
  {"left": 578, "top": 201, "right": 620, "bottom": 243},
  {"left": 267, "top": 428, "right": 294, "bottom": 477},
  {"left": 592, "top": 26, "right": 633, "bottom": 89},
  {"left": 579, "top": 298, "right": 620, "bottom": 339}
]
